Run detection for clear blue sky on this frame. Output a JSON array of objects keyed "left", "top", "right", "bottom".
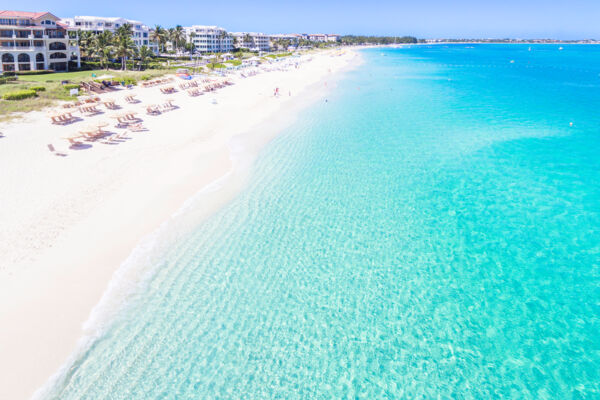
[{"left": 14, "top": 0, "right": 600, "bottom": 39}]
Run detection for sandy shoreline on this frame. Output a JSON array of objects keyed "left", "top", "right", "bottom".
[{"left": 0, "top": 49, "right": 359, "bottom": 399}]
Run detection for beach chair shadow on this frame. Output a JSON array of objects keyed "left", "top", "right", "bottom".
[
  {"left": 47, "top": 144, "right": 67, "bottom": 157},
  {"left": 69, "top": 143, "right": 92, "bottom": 150}
]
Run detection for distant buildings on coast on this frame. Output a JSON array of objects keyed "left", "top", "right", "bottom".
[{"left": 1, "top": 9, "right": 342, "bottom": 73}]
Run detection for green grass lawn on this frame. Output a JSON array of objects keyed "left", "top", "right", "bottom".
[
  {"left": 0, "top": 80, "right": 75, "bottom": 121},
  {"left": 21, "top": 70, "right": 106, "bottom": 83},
  {"left": 0, "top": 69, "right": 172, "bottom": 121},
  {"left": 20, "top": 69, "right": 171, "bottom": 83}
]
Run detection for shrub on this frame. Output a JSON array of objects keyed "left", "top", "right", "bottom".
[
  {"left": 63, "top": 84, "right": 80, "bottom": 90},
  {"left": 30, "top": 86, "right": 46, "bottom": 92},
  {"left": 120, "top": 77, "right": 137, "bottom": 86},
  {"left": 207, "top": 63, "right": 226, "bottom": 69},
  {"left": 16, "top": 70, "right": 53, "bottom": 76},
  {"left": 2, "top": 89, "right": 37, "bottom": 100},
  {"left": 140, "top": 75, "right": 151, "bottom": 81},
  {"left": 0, "top": 76, "right": 18, "bottom": 84}
]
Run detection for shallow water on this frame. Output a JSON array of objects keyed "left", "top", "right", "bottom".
[{"left": 46, "top": 45, "right": 600, "bottom": 399}]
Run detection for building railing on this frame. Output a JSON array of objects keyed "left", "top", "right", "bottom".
[
  {"left": 45, "top": 32, "right": 66, "bottom": 39},
  {"left": 0, "top": 45, "right": 45, "bottom": 50}
]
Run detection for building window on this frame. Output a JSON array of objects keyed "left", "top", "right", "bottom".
[
  {"left": 49, "top": 41, "right": 67, "bottom": 50},
  {"left": 17, "top": 53, "right": 30, "bottom": 70},
  {"left": 35, "top": 52, "right": 45, "bottom": 70}
]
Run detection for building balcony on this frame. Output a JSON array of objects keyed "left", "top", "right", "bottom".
[
  {"left": 44, "top": 33, "right": 66, "bottom": 39},
  {"left": 0, "top": 46, "right": 44, "bottom": 51}
]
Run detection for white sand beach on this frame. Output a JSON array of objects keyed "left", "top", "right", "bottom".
[{"left": 0, "top": 49, "right": 359, "bottom": 400}]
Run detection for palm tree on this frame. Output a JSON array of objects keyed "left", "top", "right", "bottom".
[
  {"left": 172, "top": 25, "right": 185, "bottom": 54},
  {"left": 115, "top": 24, "right": 136, "bottom": 70},
  {"left": 188, "top": 32, "right": 197, "bottom": 55},
  {"left": 243, "top": 33, "right": 253, "bottom": 49},
  {"left": 90, "top": 31, "right": 114, "bottom": 69},
  {"left": 150, "top": 25, "right": 165, "bottom": 54},
  {"left": 137, "top": 45, "right": 153, "bottom": 70},
  {"left": 77, "top": 30, "right": 94, "bottom": 59},
  {"left": 166, "top": 28, "right": 176, "bottom": 53},
  {"left": 217, "top": 30, "right": 228, "bottom": 52}
]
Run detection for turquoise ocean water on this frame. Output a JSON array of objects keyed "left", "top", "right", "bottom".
[{"left": 46, "top": 45, "right": 599, "bottom": 399}]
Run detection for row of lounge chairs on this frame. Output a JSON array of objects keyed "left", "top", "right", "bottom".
[
  {"left": 80, "top": 81, "right": 118, "bottom": 94},
  {"left": 187, "top": 88, "right": 203, "bottom": 97},
  {"left": 179, "top": 81, "right": 199, "bottom": 90},
  {"left": 160, "top": 86, "right": 177, "bottom": 94},
  {"left": 141, "top": 77, "right": 175, "bottom": 88},
  {"left": 48, "top": 111, "right": 77, "bottom": 125},
  {"left": 146, "top": 101, "right": 177, "bottom": 115}
]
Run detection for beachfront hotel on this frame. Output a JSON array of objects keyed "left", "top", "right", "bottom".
[
  {"left": 232, "top": 32, "right": 271, "bottom": 52},
  {"left": 60, "top": 16, "right": 158, "bottom": 54},
  {"left": 0, "top": 10, "right": 80, "bottom": 72},
  {"left": 270, "top": 33, "right": 302, "bottom": 43},
  {"left": 308, "top": 33, "right": 341, "bottom": 42},
  {"left": 183, "top": 25, "right": 233, "bottom": 53}
]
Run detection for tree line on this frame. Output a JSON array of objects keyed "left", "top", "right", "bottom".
[
  {"left": 76, "top": 23, "right": 154, "bottom": 70},
  {"left": 340, "top": 36, "right": 418, "bottom": 45}
]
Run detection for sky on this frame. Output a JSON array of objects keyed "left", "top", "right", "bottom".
[{"left": 12, "top": 0, "right": 600, "bottom": 39}]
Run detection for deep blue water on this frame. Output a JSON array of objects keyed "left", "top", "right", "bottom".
[{"left": 46, "top": 45, "right": 600, "bottom": 399}]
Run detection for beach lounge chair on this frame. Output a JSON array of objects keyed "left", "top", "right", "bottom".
[
  {"left": 62, "top": 133, "right": 84, "bottom": 145},
  {"left": 128, "top": 123, "right": 147, "bottom": 132},
  {"left": 146, "top": 105, "right": 161, "bottom": 115},
  {"left": 79, "top": 106, "right": 100, "bottom": 117},
  {"left": 102, "top": 100, "right": 118, "bottom": 110},
  {"left": 48, "top": 113, "right": 63, "bottom": 124}
]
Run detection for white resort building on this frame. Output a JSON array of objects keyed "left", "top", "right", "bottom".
[
  {"left": 183, "top": 25, "right": 233, "bottom": 53},
  {"left": 232, "top": 32, "right": 271, "bottom": 52},
  {"left": 308, "top": 34, "right": 340, "bottom": 42},
  {"left": 0, "top": 10, "right": 80, "bottom": 72},
  {"left": 270, "top": 33, "right": 302, "bottom": 43},
  {"left": 60, "top": 16, "right": 158, "bottom": 54}
]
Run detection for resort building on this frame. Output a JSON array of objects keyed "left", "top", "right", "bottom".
[
  {"left": 0, "top": 10, "right": 80, "bottom": 72},
  {"left": 183, "top": 25, "right": 233, "bottom": 54},
  {"left": 232, "top": 32, "right": 271, "bottom": 52},
  {"left": 60, "top": 16, "right": 158, "bottom": 54},
  {"left": 270, "top": 33, "right": 302, "bottom": 43},
  {"left": 308, "top": 34, "right": 340, "bottom": 42}
]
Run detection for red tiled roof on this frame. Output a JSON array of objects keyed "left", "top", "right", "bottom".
[{"left": 0, "top": 10, "right": 54, "bottom": 19}]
